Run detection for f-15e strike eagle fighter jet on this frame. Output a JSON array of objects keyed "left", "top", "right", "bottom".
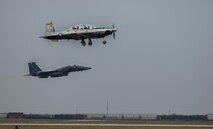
[
  {"left": 26, "top": 62, "right": 91, "bottom": 78},
  {"left": 42, "top": 21, "right": 117, "bottom": 46}
]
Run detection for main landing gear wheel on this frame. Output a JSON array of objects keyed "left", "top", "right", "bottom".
[
  {"left": 103, "top": 40, "right": 107, "bottom": 44},
  {"left": 81, "top": 40, "right": 86, "bottom": 46},
  {"left": 88, "top": 39, "right": 92, "bottom": 46}
]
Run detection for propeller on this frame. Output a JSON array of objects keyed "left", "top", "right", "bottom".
[{"left": 112, "top": 23, "right": 116, "bottom": 39}]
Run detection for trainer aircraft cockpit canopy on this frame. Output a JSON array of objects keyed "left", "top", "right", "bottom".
[{"left": 71, "top": 24, "right": 97, "bottom": 30}]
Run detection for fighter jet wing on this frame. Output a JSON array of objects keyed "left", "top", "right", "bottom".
[{"left": 38, "top": 70, "right": 57, "bottom": 76}]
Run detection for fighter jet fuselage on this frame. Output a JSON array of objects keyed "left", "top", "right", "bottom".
[{"left": 26, "top": 62, "right": 91, "bottom": 78}]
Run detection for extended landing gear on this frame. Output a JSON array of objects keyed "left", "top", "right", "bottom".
[
  {"left": 81, "top": 39, "right": 93, "bottom": 46},
  {"left": 88, "top": 38, "right": 92, "bottom": 46},
  {"left": 103, "top": 40, "right": 107, "bottom": 44},
  {"left": 81, "top": 39, "right": 86, "bottom": 46}
]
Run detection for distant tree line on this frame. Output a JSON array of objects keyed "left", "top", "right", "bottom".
[
  {"left": 23, "top": 114, "right": 87, "bottom": 119},
  {"left": 53, "top": 114, "right": 87, "bottom": 119},
  {"left": 157, "top": 114, "right": 207, "bottom": 120},
  {"left": 5, "top": 112, "right": 210, "bottom": 121}
]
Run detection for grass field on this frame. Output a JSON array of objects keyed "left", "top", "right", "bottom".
[
  {"left": 1, "top": 125, "right": 213, "bottom": 129},
  {"left": 1, "top": 119, "right": 213, "bottom": 129},
  {"left": 1, "top": 119, "right": 213, "bottom": 125}
]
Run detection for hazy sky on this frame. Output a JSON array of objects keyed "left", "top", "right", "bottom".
[{"left": 0, "top": 0, "right": 213, "bottom": 115}]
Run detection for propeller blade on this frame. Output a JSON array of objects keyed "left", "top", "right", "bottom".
[
  {"left": 112, "top": 23, "right": 116, "bottom": 39},
  {"left": 113, "top": 32, "right": 115, "bottom": 39}
]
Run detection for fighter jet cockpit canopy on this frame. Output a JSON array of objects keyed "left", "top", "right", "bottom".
[{"left": 71, "top": 24, "right": 97, "bottom": 30}]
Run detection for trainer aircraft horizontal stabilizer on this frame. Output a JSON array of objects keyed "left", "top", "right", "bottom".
[
  {"left": 41, "top": 21, "right": 117, "bottom": 46},
  {"left": 26, "top": 62, "right": 91, "bottom": 78}
]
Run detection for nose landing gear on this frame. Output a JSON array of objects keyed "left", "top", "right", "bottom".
[{"left": 103, "top": 40, "right": 107, "bottom": 44}]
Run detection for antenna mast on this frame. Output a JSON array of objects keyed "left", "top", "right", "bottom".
[{"left": 107, "top": 100, "right": 109, "bottom": 115}]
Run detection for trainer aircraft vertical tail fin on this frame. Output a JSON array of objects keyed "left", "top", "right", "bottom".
[{"left": 45, "top": 21, "right": 55, "bottom": 35}]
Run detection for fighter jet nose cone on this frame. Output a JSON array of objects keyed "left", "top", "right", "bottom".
[
  {"left": 86, "top": 67, "right": 92, "bottom": 70},
  {"left": 80, "top": 66, "right": 91, "bottom": 71}
]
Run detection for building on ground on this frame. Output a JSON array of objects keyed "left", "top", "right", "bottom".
[
  {"left": 207, "top": 114, "right": 213, "bottom": 120},
  {"left": 7, "top": 112, "right": 23, "bottom": 119}
]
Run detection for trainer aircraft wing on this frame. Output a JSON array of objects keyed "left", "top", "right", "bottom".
[{"left": 75, "top": 33, "right": 91, "bottom": 39}]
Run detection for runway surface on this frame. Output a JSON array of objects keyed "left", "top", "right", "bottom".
[{"left": 1, "top": 123, "right": 213, "bottom": 127}]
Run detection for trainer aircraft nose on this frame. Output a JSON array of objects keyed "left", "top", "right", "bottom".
[{"left": 112, "top": 28, "right": 117, "bottom": 32}]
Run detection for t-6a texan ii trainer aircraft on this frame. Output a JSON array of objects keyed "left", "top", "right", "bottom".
[
  {"left": 41, "top": 21, "right": 117, "bottom": 46},
  {"left": 26, "top": 62, "right": 91, "bottom": 78}
]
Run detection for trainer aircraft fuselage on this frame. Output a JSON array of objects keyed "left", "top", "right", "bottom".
[{"left": 42, "top": 21, "right": 117, "bottom": 46}]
